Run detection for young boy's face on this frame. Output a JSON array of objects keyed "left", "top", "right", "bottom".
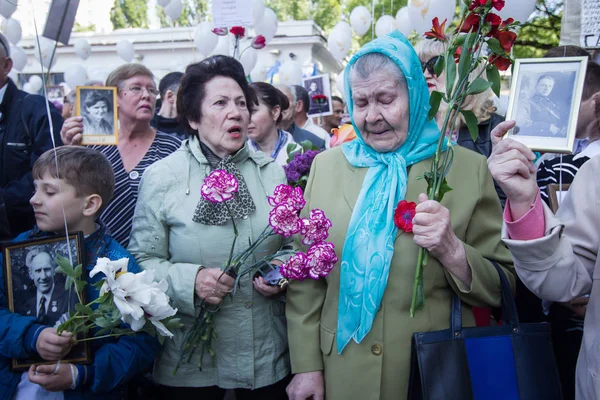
[{"left": 30, "top": 172, "right": 88, "bottom": 233}]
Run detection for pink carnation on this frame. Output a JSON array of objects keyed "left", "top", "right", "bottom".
[
  {"left": 307, "top": 242, "right": 338, "bottom": 279},
  {"left": 269, "top": 204, "right": 302, "bottom": 237},
  {"left": 280, "top": 252, "right": 309, "bottom": 281},
  {"left": 301, "top": 209, "right": 332, "bottom": 246},
  {"left": 268, "top": 184, "right": 306, "bottom": 212},
  {"left": 201, "top": 170, "right": 239, "bottom": 203}
]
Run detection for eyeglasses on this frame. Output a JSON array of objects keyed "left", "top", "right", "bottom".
[
  {"left": 421, "top": 56, "right": 439, "bottom": 76},
  {"left": 124, "top": 85, "right": 159, "bottom": 97}
]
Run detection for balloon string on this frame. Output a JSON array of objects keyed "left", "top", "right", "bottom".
[
  {"left": 30, "top": 0, "right": 75, "bottom": 269},
  {"left": 371, "top": 0, "right": 375, "bottom": 40}
]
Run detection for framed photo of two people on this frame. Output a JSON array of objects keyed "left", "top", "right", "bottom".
[
  {"left": 2, "top": 234, "right": 91, "bottom": 370},
  {"left": 76, "top": 86, "right": 118, "bottom": 146},
  {"left": 505, "top": 57, "right": 588, "bottom": 154}
]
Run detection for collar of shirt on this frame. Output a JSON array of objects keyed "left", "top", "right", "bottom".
[
  {"left": 302, "top": 118, "right": 315, "bottom": 130},
  {"left": 0, "top": 82, "right": 8, "bottom": 105},
  {"left": 574, "top": 139, "right": 600, "bottom": 161}
]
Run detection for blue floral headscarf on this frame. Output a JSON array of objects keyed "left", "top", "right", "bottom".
[{"left": 337, "top": 31, "right": 442, "bottom": 353}]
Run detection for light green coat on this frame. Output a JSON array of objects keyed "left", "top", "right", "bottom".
[
  {"left": 128, "top": 137, "right": 291, "bottom": 389},
  {"left": 286, "top": 146, "right": 515, "bottom": 400}
]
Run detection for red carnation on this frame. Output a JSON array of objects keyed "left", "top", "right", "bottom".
[
  {"left": 500, "top": 17, "right": 514, "bottom": 29},
  {"left": 469, "top": 0, "right": 487, "bottom": 11},
  {"left": 230, "top": 26, "right": 245, "bottom": 38},
  {"left": 312, "top": 94, "right": 328, "bottom": 104},
  {"left": 489, "top": 54, "right": 511, "bottom": 71},
  {"left": 460, "top": 14, "right": 481, "bottom": 33},
  {"left": 491, "top": 0, "right": 505, "bottom": 11},
  {"left": 394, "top": 200, "right": 417, "bottom": 233},
  {"left": 495, "top": 30, "right": 517, "bottom": 53},
  {"left": 251, "top": 35, "right": 266, "bottom": 49},
  {"left": 485, "top": 13, "right": 502, "bottom": 27}
]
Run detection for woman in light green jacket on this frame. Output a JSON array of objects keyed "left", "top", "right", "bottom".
[{"left": 128, "top": 56, "right": 291, "bottom": 399}]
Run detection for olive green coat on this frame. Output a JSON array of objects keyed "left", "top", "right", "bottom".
[
  {"left": 286, "top": 146, "right": 515, "bottom": 400},
  {"left": 128, "top": 138, "right": 291, "bottom": 389}
]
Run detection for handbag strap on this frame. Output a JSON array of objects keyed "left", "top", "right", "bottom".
[{"left": 451, "top": 260, "right": 519, "bottom": 335}]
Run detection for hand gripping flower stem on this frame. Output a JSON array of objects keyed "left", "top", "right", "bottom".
[{"left": 410, "top": 2, "right": 516, "bottom": 316}]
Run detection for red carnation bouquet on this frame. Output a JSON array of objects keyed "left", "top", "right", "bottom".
[{"left": 410, "top": 0, "right": 519, "bottom": 316}]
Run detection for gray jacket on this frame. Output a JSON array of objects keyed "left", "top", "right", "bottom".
[
  {"left": 128, "top": 137, "right": 291, "bottom": 389},
  {"left": 503, "top": 155, "right": 600, "bottom": 400}
]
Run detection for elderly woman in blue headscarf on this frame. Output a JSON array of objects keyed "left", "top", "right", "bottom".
[{"left": 284, "top": 32, "right": 515, "bottom": 400}]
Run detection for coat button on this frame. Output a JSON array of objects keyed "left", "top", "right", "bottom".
[
  {"left": 129, "top": 171, "right": 139, "bottom": 180},
  {"left": 242, "top": 215, "right": 248, "bottom": 220},
  {"left": 244, "top": 301, "right": 252, "bottom": 309},
  {"left": 371, "top": 343, "right": 382, "bottom": 356}
]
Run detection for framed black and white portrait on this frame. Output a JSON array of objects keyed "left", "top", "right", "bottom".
[
  {"left": 302, "top": 74, "right": 333, "bottom": 118},
  {"left": 505, "top": 57, "right": 588, "bottom": 153},
  {"left": 76, "top": 86, "right": 118, "bottom": 145},
  {"left": 2, "top": 234, "right": 91, "bottom": 370}
]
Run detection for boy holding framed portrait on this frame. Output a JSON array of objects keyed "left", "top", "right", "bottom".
[{"left": 0, "top": 146, "right": 160, "bottom": 399}]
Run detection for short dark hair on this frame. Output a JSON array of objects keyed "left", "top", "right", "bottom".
[
  {"left": 177, "top": 55, "right": 257, "bottom": 137},
  {"left": 544, "top": 45, "right": 591, "bottom": 59},
  {"left": 537, "top": 75, "right": 555, "bottom": 84},
  {"left": 331, "top": 95, "right": 344, "bottom": 105},
  {"left": 583, "top": 62, "right": 600, "bottom": 101},
  {"left": 33, "top": 147, "right": 115, "bottom": 214},
  {"left": 159, "top": 72, "right": 184, "bottom": 99},
  {"left": 84, "top": 91, "right": 109, "bottom": 109},
  {"left": 292, "top": 85, "right": 310, "bottom": 114},
  {"left": 250, "top": 82, "right": 290, "bottom": 125}
]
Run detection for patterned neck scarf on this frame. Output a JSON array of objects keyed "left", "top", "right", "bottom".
[
  {"left": 337, "top": 31, "right": 443, "bottom": 353},
  {"left": 193, "top": 141, "right": 256, "bottom": 226}
]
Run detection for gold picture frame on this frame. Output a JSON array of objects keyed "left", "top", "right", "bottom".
[
  {"left": 505, "top": 57, "right": 588, "bottom": 154},
  {"left": 76, "top": 86, "right": 119, "bottom": 145},
  {"left": 2, "top": 233, "right": 91, "bottom": 370}
]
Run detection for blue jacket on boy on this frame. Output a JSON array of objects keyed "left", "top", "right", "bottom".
[{"left": 0, "top": 224, "right": 161, "bottom": 399}]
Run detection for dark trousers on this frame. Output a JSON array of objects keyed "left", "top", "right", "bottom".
[{"left": 156, "top": 375, "right": 291, "bottom": 400}]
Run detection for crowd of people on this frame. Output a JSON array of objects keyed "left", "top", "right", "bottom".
[{"left": 1, "top": 21, "right": 600, "bottom": 400}]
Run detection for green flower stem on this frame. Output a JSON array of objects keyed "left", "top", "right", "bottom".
[
  {"left": 75, "top": 331, "right": 137, "bottom": 343},
  {"left": 410, "top": 247, "right": 427, "bottom": 317}
]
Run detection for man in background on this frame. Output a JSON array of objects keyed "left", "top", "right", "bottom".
[
  {"left": 291, "top": 85, "right": 331, "bottom": 147},
  {"left": 277, "top": 85, "right": 326, "bottom": 150},
  {"left": 151, "top": 72, "right": 187, "bottom": 139},
  {"left": 0, "top": 33, "right": 63, "bottom": 238},
  {"left": 321, "top": 95, "right": 345, "bottom": 134}
]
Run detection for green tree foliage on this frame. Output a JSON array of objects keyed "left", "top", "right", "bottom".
[
  {"left": 110, "top": 0, "right": 149, "bottom": 29},
  {"left": 513, "top": 0, "right": 563, "bottom": 58}
]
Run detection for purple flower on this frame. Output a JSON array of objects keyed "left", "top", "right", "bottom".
[
  {"left": 268, "top": 184, "right": 306, "bottom": 212},
  {"left": 307, "top": 242, "right": 338, "bottom": 279},
  {"left": 301, "top": 209, "right": 332, "bottom": 246},
  {"left": 269, "top": 204, "right": 302, "bottom": 237},
  {"left": 284, "top": 150, "right": 320, "bottom": 184},
  {"left": 280, "top": 253, "right": 309, "bottom": 281},
  {"left": 201, "top": 170, "right": 238, "bottom": 203}
]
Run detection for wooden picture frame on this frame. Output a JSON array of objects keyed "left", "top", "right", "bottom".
[
  {"left": 76, "top": 86, "right": 119, "bottom": 145},
  {"left": 505, "top": 57, "right": 588, "bottom": 154},
  {"left": 2, "top": 233, "right": 91, "bottom": 370},
  {"left": 547, "top": 183, "right": 571, "bottom": 213}
]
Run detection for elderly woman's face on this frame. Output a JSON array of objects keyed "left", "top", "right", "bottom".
[
  {"left": 351, "top": 68, "right": 409, "bottom": 153},
  {"left": 117, "top": 74, "right": 157, "bottom": 122},
  {"left": 192, "top": 76, "right": 250, "bottom": 158},
  {"left": 86, "top": 100, "right": 108, "bottom": 122}
]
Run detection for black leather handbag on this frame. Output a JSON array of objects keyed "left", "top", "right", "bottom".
[{"left": 407, "top": 261, "right": 562, "bottom": 400}]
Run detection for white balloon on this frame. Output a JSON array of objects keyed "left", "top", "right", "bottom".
[
  {"left": 194, "top": 22, "right": 218, "bottom": 56},
  {"left": 278, "top": 61, "right": 303, "bottom": 86},
  {"left": 408, "top": 0, "right": 456, "bottom": 35},
  {"left": 22, "top": 82, "right": 35, "bottom": 94},
  {"left": 240, "top": 47, "right": 258, "bottom": 75},
  {"left": 255, "top": 8, "right": 278, "bottom": 43},
  {"left": 328, "top": 23, "right": 352, "bottom": 61},
  {"left": 64, "top": 65, "right": 88, "bottom": 88},
  {"left": 4, "top": 18, "right": 22, "bottom": 44},
  {"left": 164, "top": 0, "right": 183, "bottom": 21},
  {"left": 7, "top": 69, "right": 18, "bottom": 82},
  {"left": 395, "top": 7, "right": 413, "bottom": 37},
  {"left": 34, "top": 37, "right": 57, "bottom": 69},
  {"left": 250, "top": 62, "right": 267, "bottom": 82},
  {"left": 375, "top": 15, "right": 396, "bottom": 38},
  {"left": 210, "top": 35, "right": 230, "bottom": 57},
  {"left": 335, "top": 70, "right": 345, "bottom": 96},
  {"left": 157, "top": 0, "right": 170, "bottom": 6},
  {"left": 116, "top": 40, "right": 134, "bottom": 62},
  {"left": 0, "top": 0, "right": 17, "bottom": 19},
  {"left": 498, "top": 0, "right": 537, "bottom": 23},
  {"left": 28, "top": 75, "right": 43, "bottom": 91},
  {"left": 9, "top": 44, "right": 26, "bottom": 71},
  {"left": 74, "top": 39, "right": 91, "bottom": 60},
  {"left": 252, "top": 0, "right": 265, "bottom": 26},
  {"left": 350, "top": 6, "right": 372, "bottom": 37}
]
